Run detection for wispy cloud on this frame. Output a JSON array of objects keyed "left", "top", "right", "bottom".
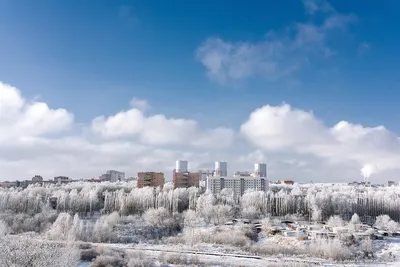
[
  {"left": 357, "top": 42, "right": 371, "bottom": 56},
  {"left": 302, "top": 0, "right": 334, "bottom": 15},
  {"left": 196, "top": 0, "right": 357, "bottom": 84}
]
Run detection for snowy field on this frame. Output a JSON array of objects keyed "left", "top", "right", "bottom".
[{"left": 1, "top": 182, "right": 400, "bottom": 266}]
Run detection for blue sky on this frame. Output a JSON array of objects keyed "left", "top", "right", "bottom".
[
  {"left": 2, "top": 0, "right": 400, "bottom": 181},
  {"left": 1, "top": 0, "right": 400, "bottom": 130}
]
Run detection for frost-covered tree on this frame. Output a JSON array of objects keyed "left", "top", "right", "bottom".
[
  {"left": 196, "top": 193, "right": 215, "bottom": 224},
  {"left": 327, "top": 215, "right": 345, "bottom": 227},
  {"left": 143, "top": 207, "right": 171, "bottom": 226},
  {"left": 309, "top": 237, "right": 353, "bottom": 261},
  {"left": 212, "top": 204, "right": 232, "bottom": 225},
  {"left": 374, "top": 215, "right": 399, "bottom": 232},
  {"left": 350, "top": 213, "right": 360, "bottom": 225},
  {"left": 0, "top": 236, "right": 79, "bottom": 267},
  {"left": 241, "top": 190, "right": 266, "bottom": 219},
  {"left": 0, "top": 220, "right": 10, "bottom": 236},
  {"left": 361, "top": 237, "right": 373, "bottom": 258},
  {"left": 183, "top": 209, "right": 198, "bottom": 246}
]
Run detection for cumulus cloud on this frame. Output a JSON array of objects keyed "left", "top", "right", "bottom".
[
  {"left": 240, "top": 104, "right": 400, "bottom": 178},
  {"left": 196, "top": 0, "right": 356, "bottom": 83},
  {"left": 2, "top": 81, "right": 400, "bottom": 182},
  {"left": 0, "top": 82, "right": 73, "bottom": 140},
  {"left": 91, "top": 108, "right": 235, "bottom": 148},
  {"left": 0, "top": 82, "right": 236, "bottom": 180}
]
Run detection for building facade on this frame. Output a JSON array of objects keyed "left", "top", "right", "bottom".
[
  {"left": 103, "top": 170, "right": 125, "bottom": 182},
  {"left": 233, "top": 171, "right": 252, "bottom": 177},
  {"left": 137, "top": 172, "right": 165, "bottom": 188},
  {"left": 54, "top": 176, "right": 70, "bottom": 182},
  {"left": 207, "top": 176, "right": 269, "bottom": 196},
  {"left": 173, "top": 170, "right": 200, "bottom": 188},
  {"left": 214, "top": 161, "right": 228, "bottom": 176},
  {"left": 32, "top": 175, "right": 43, "bottom": 183}
]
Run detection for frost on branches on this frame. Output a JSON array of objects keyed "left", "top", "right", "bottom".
[{"left": 0, "top": 236, "right": 79, "bottom": 267}]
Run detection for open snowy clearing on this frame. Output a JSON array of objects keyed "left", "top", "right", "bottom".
[{"left": 82, "top": 240, "right": 400, "bottom": 267}]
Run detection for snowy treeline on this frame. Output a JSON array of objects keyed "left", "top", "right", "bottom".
[
  {"left": 1, "top": 182, "right": 400, "bottom": 222},
  {"left": 267, "top": 183, "right": 400, "bottom": 222}
]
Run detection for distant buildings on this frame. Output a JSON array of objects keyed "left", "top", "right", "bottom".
[
  {"left": 32, "top": 175, "right": 43, "bottom": 183},
  {"left": 173, "top": 171, "right": 200, "bottom": 188},
  {"left": 173, "top": 160, "right": 200, "bottom": 188},
  {"left": 233, "top": 171, "right": 252, "bottom": 177},
  {"left": 54, "top": 176, "right": 70, "bottom": 183},
  {"left": 207, "top": 176, "right": 269, "bottom": 196},
  {"left": 100, "top": 170, "right": 125, "bottom": 182},
  {"left": 280, "top": 180, "right": 295, "bottom": 185},
  {"left": 387, "top": 181, "right": 399, "bottom": 187},
  {"left": 137, "top": 172, "right": 165, "bottom": 188},
  {"left": 207, "top": 162, "right": 269, "bottom": 196}
]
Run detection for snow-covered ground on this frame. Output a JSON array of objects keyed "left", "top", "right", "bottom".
[{"left": 75, "top": 236, "right": 400, "bottom": 267}]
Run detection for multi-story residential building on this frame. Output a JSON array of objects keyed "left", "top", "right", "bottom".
[
  {"left": 387, "top": 181, "right": 399, "bottom": 187},
  {"left": 233, "top": 171, "right": 252, "bottom": 177},
  {"left": 207, "top": 175, "right": 269, "bottom": 196},
  {"left": 32, "top": 175, "right": 43, "bottom": 183},
  {"left": 137, "top": 172, "right": 165, "bottom": 188},
  {"left": 54, "top": 176, "right": 70, "bottom": 182},
  {"left": 173, "top": 170, "right": 200, "bottom": 188},
  {"left": 101, "top": 170, "right": 125, "bottom": 182},
  {"left": 99, "top": 173, "right": 111, "bottom": 181},
  {"left": 198, "top": 170, "right": 212, "bottom": 182}
]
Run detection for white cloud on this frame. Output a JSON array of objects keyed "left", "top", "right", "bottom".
[
  {"left": 302, "top": 0, "right": 334, "bottom": 15},
  {"left": 0, "top": 82, "right": 73, "bottom": 140},
  {"left": 0, "top": 82, "right": 236, "bottom": 180},
  {"left": 2, "top": 81, "right": 400, "bottom": 182},
  {"left": 240, "top": 104, "right": 400, "bottom": 178},
  {"left": 129, "top": 97, "right": 150, "bottom": 111},
  {"left": 196, "top": 0, "right": 357, "bottom": 83},
  {"left": 91, "top": 109, "right": 235, "bottom": 148}
]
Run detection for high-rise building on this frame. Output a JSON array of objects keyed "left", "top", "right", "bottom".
[
  {"left": 254, "top": 163, "right": 267, "bottom": 178},
  {"left": 104, "top": 170, "right": 125, "bottom": 182},
  {"left": 214, "top": 161, "right": 228, "bottom": 176},
  {"left": 173, "top": 170, "right": 200, "bottom": 188},
  {"left": 175, "top": 160, "right": 188, "bottom": 173},
  {"left": 137, "top": 172, "right": 165, "bottom": 188}
]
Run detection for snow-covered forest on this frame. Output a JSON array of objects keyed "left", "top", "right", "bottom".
[{"left": 1, "top": 181, "right": 400, "bottom": 267}]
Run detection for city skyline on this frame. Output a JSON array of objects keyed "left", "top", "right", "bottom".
[{"left": 2, "top": 0, "right": 400, "bottom": 182}]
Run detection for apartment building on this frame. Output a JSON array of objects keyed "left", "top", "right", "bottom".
[
  {"left": 173, "top": 170, "right": 200, "bottom": 188},
  {"left": 100, "top": 170, "right": 125, "bottom": 182},
  {"left": 207, "top": 175, "right": 269, "bottom": 196},
  {"left": 137, "top": 172, "right": 165, "bottom": 188},
  {"left": 54, "top": 176, "right": 70, "bottom": 182}
]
